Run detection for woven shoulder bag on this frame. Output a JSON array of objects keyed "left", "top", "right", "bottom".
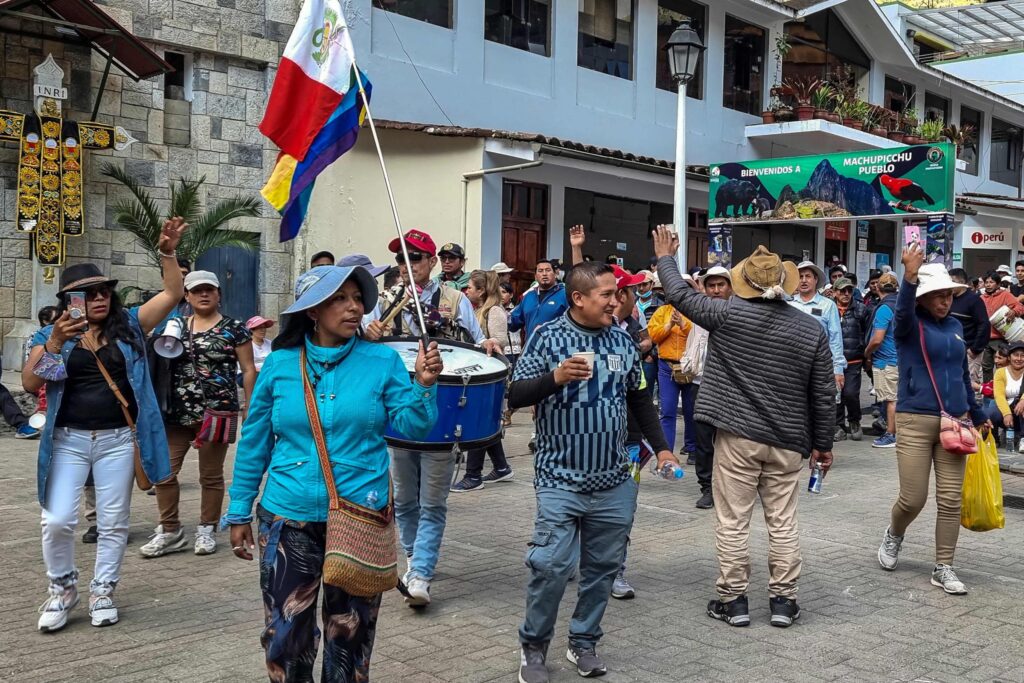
[{"left": 301, "top": 348, "right": 398, "bottom": 596}]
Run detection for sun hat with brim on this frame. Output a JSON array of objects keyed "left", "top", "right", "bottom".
[
  {"left": 796, "top": 260, "right": 826, "bottom": 285},
  {"left": 245, "top": 316, "right": 275, "bottom": 330},
  {"left": 731, "top": 246, "right": 800, "bottom": 300},
  {"left": 833, "top": 277, "right": 855, "bottom": 291},
  {"left": 490, "top": 261, "right": 514, "bottom": 274},
  {"left": 612, "top": 265, "right": 646, "bottom": 290},
  {"left": 998, "top": 264, "right": 1012, "bottom": 275},
  {"left": 283, "top": 266, "right": 379, "bottom": 315},
  {"left": 701, "top": 265, "right": 732, "bottom": 284},
  {"left": 337, "top": 253, "right": 388, "bottom": 278},
  {"left": 184, "top": 270, "right": 220, "bottom": 291},
  {"left": 916, "top": 263, "right": 967, "bottom": 298},
  {"left": 57, "top": 263, "right": 117, "bottom": 297}
]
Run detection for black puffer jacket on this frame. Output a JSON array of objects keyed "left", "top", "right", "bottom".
[
  {"left": 658, "top": 256, "right": 835, "bottom": 456},
  {"left": 839, "top": 301, "right": 871, "bottom": 361}
]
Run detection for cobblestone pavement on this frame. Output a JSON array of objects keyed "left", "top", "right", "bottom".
[{"left": 3, "top": 414, "right": 1024, "bottom": 683}]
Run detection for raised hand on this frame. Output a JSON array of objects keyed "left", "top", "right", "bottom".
[
  {"left": 569, "top": 225, "right": 586, "bottom": 248},
  {"left": 159, "top": 216, "right": 189, "bottom": 254},
  {"left": 901, "top": 242, "right": 924, "bottom": 282},
  {"left": 653, "top": 225, "right": 679, "bottom": 260}
]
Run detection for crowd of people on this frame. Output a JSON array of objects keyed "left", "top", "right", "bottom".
[{"left": 12, "top": 218, "right": 1001, "bottom": 683}]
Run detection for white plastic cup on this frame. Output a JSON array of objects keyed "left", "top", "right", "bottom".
[
  {"left": 28, "top": 413, "right": 46, "bottom": 429},
  {"left": 572, "top": 351, "right": 595, "bottom": 378}
]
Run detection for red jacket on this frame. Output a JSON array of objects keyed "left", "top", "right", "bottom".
[{"left": 982, "top": 288, "right": 1024, "bottom": 339}]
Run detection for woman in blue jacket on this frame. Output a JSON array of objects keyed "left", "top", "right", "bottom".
[
  {"left": 224, "top": 265, "right": 441, "bottom": 683},
  {"left": 877, "top": 243, "right": 989, "bottom": 595}
]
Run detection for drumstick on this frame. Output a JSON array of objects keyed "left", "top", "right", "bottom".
[{"left": 380, "top": 292, "right": 412, "bottom": 327}]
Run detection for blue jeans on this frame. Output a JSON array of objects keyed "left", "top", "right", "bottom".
[
  {"left": 658, "top": 359, "right": 696, "bottom": 453},
  {"left": 391, "top": 449, "right": 456, "bottom": 581},
  {"left": 520, "top": 478, "right": 638, "bottom": 648}
]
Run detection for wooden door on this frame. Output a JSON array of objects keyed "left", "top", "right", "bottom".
[{"left": 500, "top": 181, "right": 548, "bottom": 298}]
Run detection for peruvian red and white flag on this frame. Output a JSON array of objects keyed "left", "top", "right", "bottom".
[{"left": 260, "top": 0, "right": 359, "bottom": 161}]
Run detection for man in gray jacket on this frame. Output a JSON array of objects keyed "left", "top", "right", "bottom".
[{"left": 653, "top": 227, "right": 835, "bottom": 629}]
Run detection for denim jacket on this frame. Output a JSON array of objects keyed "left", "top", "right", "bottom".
[{"left": 31, "top": 307, "right": 172, "bottom": 506}]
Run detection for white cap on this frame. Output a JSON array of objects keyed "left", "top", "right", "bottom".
[
  {"left": 701, "top": 265, "right": 732, "bottom": 284},
  {"left": 490, "top": 261, "right": 514, "bottom": 274},
  {"left": 184, "top": 270, "right": 220, "bottom": 291}
]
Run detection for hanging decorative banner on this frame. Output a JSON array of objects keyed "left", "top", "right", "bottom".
[
  {"left": 0, "top": 55, "right": 137, "bottom": 265},
  {"left": 708, "top": 223, "right": 733, "bottom": 268},
  {"left": 709, "top": 144, "right": 956, "bottom": 224}
]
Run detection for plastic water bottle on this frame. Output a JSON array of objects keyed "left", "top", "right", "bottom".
[
  {"left": 364, "top": 490, "right": 379, "bottom": 507},
  {"left": 651, "top": 461, "right": 685, "bottom": 480},
  {"left": 1008, "top": 428, "right": 1016, "bottom": 453},
  {"left": 835, "top": 387, "right": 843, "bottom": 404}
]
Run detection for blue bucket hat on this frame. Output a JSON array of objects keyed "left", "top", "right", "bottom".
[
  {"left": 336, "top": 253, "right": 389, "bottom": 278},
  {"left": 283, "top": 265, "right": 379, "bottom": 315}
]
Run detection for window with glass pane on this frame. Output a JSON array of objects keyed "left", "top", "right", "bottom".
[
  {"left": 959, "top": 105, "right": 982, "bottom": 176},
  {"left": 990, "top": 117, "right": 1022, "bottom": 188},
  {"left": 656, "top": 0, "right": 705, "bottom": 98},
  {"left": 924, "top": 92, "right": 949, "bottom": 123},
  {"left": 372, "top": 0, "right": 453, "bottom": 29},
  {"left": 884, "top": 76, "right": 915, "bottom": 115},
  {"left": 782, "top": 10, "right": 869, "bottom": 92},
  {"left": 485, "top": 0, "right": 551, "bottom": 56},
  {"left": 578, "top": 0, "right": 634, "bottom": 79},
  {"left": 723, "top": 15, "right": 765, "bottom": 115}
]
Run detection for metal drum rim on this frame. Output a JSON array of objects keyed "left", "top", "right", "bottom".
[{"left": 378, "top": 335, "right": 510, "bottom": 384}]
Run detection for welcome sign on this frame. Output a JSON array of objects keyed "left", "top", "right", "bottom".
[{"left": 709, "top": 144, "right": 955, "bottom": 224}]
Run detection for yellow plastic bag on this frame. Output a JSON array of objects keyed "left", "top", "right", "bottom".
[{"left": 960, "top": 433, "right": 1005, "bottom": 532}]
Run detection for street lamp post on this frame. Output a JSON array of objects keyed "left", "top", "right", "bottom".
[{"left": 665, "top": 20, "right": 706, "bottom": 271}]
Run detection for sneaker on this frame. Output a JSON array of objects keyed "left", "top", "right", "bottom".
[
  {"left": 139, "top": 525, "right": 187, "bottom": 558},
  {"left": 611, "top": 572, "right": 635, "bottom": 600},
  {"left": 931, "top": 564, "right": 968, "bottom": 595},
  {"left": 696, "top": 490, "right": 714, "bottom": 509},
  {"left": 482, "top": 468, "right": 514, "bottom": 483},
  {"left": 82, "top": 525, "right": 98, "bottom": 544},
  {"left": 37, "top": 583, "right": 79, "bottom": 632},
  {"left": 194, "top": 524, "right": 217, "bottom": 555},
  {"left": 15, "top": 424, "right": 40, "bottom": 439},
  {"left": 89, "top": 584, "right": 118, "bottom": 627},
  {"left": 706, "top": 595, "right": 750, "bottom": 627},
  {"left": 834, "top": 426, "right": 847, "bottom": 442},
  {"left": 405, "top": 573, "right": 431, "bottom": 607},
  {"left": 872, "top": 432, "right": 897, "bottom": 448},
  {"left": 528, "top": 438, "right": 536, "bottom": 453},
  {"left": 566, "top": 644, "right": 607, "bottom": 678},
  {"left": 518, "top": 641, "right": 549, "bottom": 683},
  {"left": 877, "top": 526, "right": 903, "bottom": 571},
  {"left": 850, "top": 423, "right": 863, "bottom": 441},
  {"left": 769, "top": 596, "right": 801, "bottom": 628},
  {"left": 146, "top": 488, "right": 156, "bottom": 495},
  {"left": 450, "top": 476, "right": 484, "bottom": 492},
  {"left": 685, "top": 452, "right": 696, "bottom": 466}
]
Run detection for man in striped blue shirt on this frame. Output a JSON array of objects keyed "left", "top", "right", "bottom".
[{"left": 509, "top": 262, "right": 676, "bottom": 683}]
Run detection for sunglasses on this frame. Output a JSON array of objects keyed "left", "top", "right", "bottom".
[
  {"left": 396, "top": 252, "right": 427, "bottom": 264},
  {"left": 84, "top": 285, "right": 112, "bottom": 300}
]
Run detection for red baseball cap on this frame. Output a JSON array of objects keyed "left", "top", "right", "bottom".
[
  {"left": 612, "top": 265, "right": 646, "bottom": 290},
  {"left": 388, "top": 229, "right": 436, "bottom": 257}
]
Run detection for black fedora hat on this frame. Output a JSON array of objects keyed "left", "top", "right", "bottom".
[{"left": 57, "top": 263, "right": 118, "bottom": 298}]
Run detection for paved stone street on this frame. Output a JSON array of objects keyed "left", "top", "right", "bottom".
[{"left": 3, "top": 414, "right": 1024, "bottom": 683}]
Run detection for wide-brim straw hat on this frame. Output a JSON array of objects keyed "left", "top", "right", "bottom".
[
  {"left": 731, "top": 246, "right": 800, "bottom": 300},
  {"left": 916, "top": 263, "right": 967, "bottom": 298}
]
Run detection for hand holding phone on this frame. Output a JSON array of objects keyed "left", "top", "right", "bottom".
[{"left": 65, "top": 291, "right": 88, "bottom": 331}]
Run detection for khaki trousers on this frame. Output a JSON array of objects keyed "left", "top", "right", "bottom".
[
  {"left": 890, "top": 413, "right": 966, "bottom": 565},
  {"left": 154, "top": 423, "right": 229, "bottom": 531},
  {"left": 713, "top": 430, "right": 804, "bottom": 600}
]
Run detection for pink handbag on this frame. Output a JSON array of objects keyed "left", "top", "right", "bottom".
[{"left": 919, "top": 322, "right": 977, "bottom": 456}]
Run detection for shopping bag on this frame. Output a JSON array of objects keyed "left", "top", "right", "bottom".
[{"left": 961, "top": 433, "right": 1005, "bottom": 532}]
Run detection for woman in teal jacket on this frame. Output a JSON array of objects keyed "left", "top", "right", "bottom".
[{"left": 224, "top": 265, "right": 441, "bottom": 683}]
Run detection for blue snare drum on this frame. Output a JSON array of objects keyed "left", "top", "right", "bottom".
[{"left": 382, "top": 337, "right": 508, "bottom": 451}]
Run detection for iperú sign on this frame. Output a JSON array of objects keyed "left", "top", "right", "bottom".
[{"left": 962, "top": 226, "right": 1012, "bottom": 249}]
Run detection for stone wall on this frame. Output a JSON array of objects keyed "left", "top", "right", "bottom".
[{"left": 0, "top": 0, "right": 302, "bottom": 352}]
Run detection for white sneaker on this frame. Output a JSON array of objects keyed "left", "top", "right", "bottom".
[
  {"left": 139, "top": 525, "right": 188, "bottom": 558},
  {"left": 194, "top": 524, "right": 217, "bottom": 555},
  {"left": 37, "top": 583, "right": 79, "bottom": 632},
  {"left": 89, "top": 585, "right": 118, "bottom": 627},
  {"left": 878, "top": 526, "right": 903, "bottom": 571},
  {"left": 405, "top": 574, "right": 431, "bottom": 607},
  {"left": 931, "top": 564, "right": 968, "bottom": 595}
]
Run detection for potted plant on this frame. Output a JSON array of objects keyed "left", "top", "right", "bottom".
[
  {"left": 920, "top": 118, "right": 946, "bottom": 142},
  {"left": 870, "top": 106, "right": 891, "bottom": 137},
  {"left": 905, "top": 125, "right": 925, "bottom": 145},
  {"left": 811, "top": 83, "right": 835, "bottom": 121},
  {"left": 943, "top": 122, "right": 977, "bottom": 151},
  {"left": 775, "top": 102, "right": 795, "bottom": 122},
  {"left": 846, "top": 100, "right": 870, "bottom": 130},
  {"left": 833, "top": 96, "right": 853, "bottom": 127},
  {"left": 781, "top": 76, "right": 822, "bottom": 121}
]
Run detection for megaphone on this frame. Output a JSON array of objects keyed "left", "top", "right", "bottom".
[{"left": 154, "top": 318, "right": 184, "bottom": 358}]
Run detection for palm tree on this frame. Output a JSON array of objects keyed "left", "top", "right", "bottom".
[{"left": 101, "top": 161, "right": 262, "bottom": 269}]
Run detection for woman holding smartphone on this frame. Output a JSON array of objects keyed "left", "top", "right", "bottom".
[{"left": 24, "top": 218, "right": 188, "bottom": 632}]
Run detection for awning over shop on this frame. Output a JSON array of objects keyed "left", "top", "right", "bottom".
[{"left": 0, "top": 0, "right": 171, "bottom": 81}]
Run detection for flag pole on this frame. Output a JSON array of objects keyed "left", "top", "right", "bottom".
[{"left": 350, "top": 65, "right": 429, "bottom": 344}]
